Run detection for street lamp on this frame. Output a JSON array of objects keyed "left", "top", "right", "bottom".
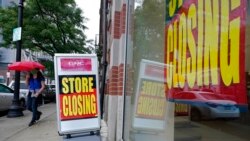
[{"left": 7, "top": 0, "right": 25, "bottom": 117}]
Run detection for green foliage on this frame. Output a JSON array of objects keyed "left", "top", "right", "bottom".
[
  {"left": 132, "top": 0, "right": 165, "bottom": 86},
  {"left": 84, "top": 38, "right": 102, "bottom": 64},
  {"left": 42, "top": 60, "right": 54, "bottom": 78},
  {"left": 133, "top": 0, "right": 165, "bottom": 63},
  {"left": 0, "top": 0, "right": 91, "bottom": 56}
]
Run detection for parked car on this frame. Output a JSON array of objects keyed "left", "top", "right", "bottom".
[
  {"left": 8, "top": 80, "right": 29, "bottom": 105},
  {"left": 42, "top": 84, "right": 56, "bottom": 103},
  {"left": 0, "top": 83, "right": 26, "bottom": 111},
  {"left": 8, "top": 80, "right": 44, "bottom": 105},
  {"left": 173, "top": 91, "right": 240, "bottom": 121}
]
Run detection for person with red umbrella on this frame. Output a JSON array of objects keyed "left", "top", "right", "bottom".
[{"left": 25, "top": 68, "right": 45, "bottom": 126}]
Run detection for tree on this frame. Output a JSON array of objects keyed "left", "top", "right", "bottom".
[
  {"left": 0, "top": 0, "right": 91, "bottom": 56},
  {"left": 132, "top": 0, "right": 165, "bottom": 81},
  {"left": 133, "top": 0, "right": 165, "bottom": 63},
  {"left": 85, "top": 39, "right": 102, "bottom": 63}
]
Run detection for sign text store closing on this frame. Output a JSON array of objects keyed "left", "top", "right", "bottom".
[
  {"left": 165, "top": 0, "right": 247, "bottom": 105},
  {"left": 59, "top": 75, "right": 98, "bottom": 120}
]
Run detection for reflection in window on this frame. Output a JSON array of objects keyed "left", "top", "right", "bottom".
[{"left": 124, "top": 0, "right": 250, "bottom": 141}]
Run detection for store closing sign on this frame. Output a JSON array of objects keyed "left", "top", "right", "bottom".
[
  {"left": 165, "top": 0, "right": 248, "bottom": 109},
  {"left": 54, "top": 54, "right": 100, "bottom": 135},
  {"left": 59, "top": 75, "right": 97, "bottom": 120}
]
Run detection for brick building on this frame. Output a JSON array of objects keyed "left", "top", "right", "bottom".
[{"left": 100, "top": 0, "right": 250, "bottom": 141}]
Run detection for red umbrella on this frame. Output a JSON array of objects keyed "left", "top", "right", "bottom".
[{"left": 8, "top": 61, "right": 45, "bottom": 71}]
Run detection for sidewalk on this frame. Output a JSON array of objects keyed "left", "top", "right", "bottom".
[
  {"left": 3, "top": 103, "right": 248, "bottom": 141},
  {"left": 0, "top": 103, "right": 104, "bottom": 141}
]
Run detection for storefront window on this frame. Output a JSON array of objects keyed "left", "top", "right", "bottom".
[{"left": 124, "top": 0, "right": 250, "bottom": 141}]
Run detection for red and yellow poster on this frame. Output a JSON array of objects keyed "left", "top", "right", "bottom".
[
  {"left": 59, "top": 75, "right": 98, "bottom": 121},
  {"left": 165, "top": 0, "right": 248, "bottom": 108}
]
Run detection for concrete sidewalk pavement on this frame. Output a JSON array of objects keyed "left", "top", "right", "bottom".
[
  {"left": 0, "top": 103, "right": 107, "bottom": 141},
  {"left": 0, "top": 103, "right": 60, "bottom": 141},
  {"left": 1, "top": 103, "right": 249, "bottom": 141}
]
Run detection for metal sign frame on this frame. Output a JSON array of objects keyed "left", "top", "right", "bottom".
[{"left": 54, "top": 54, "right": 101, "bottom": 135}]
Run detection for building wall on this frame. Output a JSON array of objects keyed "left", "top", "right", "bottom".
[{"left": 105, "top": 0, "right": 127, "bottom": 141}]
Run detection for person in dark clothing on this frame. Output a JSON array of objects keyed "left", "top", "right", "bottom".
[{"left": 25, "top": 68, "right": 45, "bottom": 126}]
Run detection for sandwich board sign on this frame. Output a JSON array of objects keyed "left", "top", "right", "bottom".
[{"left": 54, "top": 54, "right": 100, "bottom": 136}]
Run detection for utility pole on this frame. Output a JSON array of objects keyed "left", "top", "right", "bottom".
[
  {"left": 99, "top": 0, "right": 108, "bottom": 119},
  {"left": 8, "top": 0, "right": 25, "bottom": 117}
]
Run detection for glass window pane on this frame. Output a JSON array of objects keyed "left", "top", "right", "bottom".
[
  {"left": 0, "top": 84, "right": 12, "bottom": 93},
  {"left": 124, "top": 0, "right": 250, "bottom": 141}
]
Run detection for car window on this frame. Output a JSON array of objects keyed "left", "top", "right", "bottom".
[
  {"left": 46, "top": 85, "right": 55, "bottom": 90},
  {"left": 11, "top": 82, "right": 28, "bottom": 89},
  {"left": 45, "top": 85, "right": 49, "bottom": 90},
  {"left": 47, "top": 85, "right": 55, "bottom": 88},
  {"left": 0, "top": 84, "right": 13, "bottom": 93},
  {"left": 20, "top": 83, "right": 28, "bottom": 89},
  {"left": 0, "top": 78, "right": 5, "bottom": 83}
]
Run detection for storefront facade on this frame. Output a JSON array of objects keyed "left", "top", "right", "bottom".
[{"left": 102, "top": 0, "right": 250, "bottom": 141}]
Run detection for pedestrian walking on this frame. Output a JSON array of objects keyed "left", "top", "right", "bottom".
[{"left": 25, "top": 68, "right": 45, "bottom": 126}]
